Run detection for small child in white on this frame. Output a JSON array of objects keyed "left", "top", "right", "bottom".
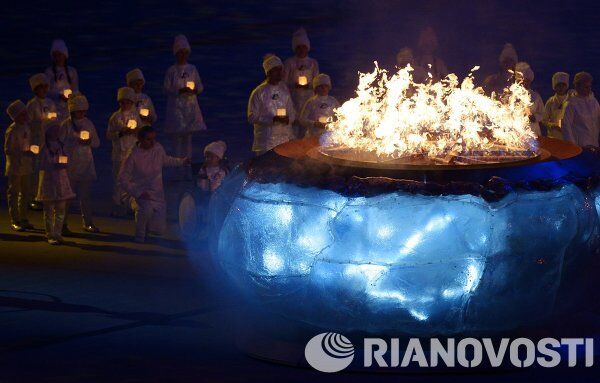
[
  {"left": 27, "top": 73, "right": 59, "bottom": 210},
  {"left": 188, "top": 140, "right": 228, "bottom": 239},
  {"left": 36, "top": 123, "right": 76, "bottom": 245},
  {"left": 107, "top": 87, "right": 142, "bottom": 216},
  {"left": 5, "top": 100, "right": 34, "bottom": 231},
  {"left": 299, "top": 74, "right": 340, "bottom": 138},
  {"left": 542, "top": 72, "right": 570, "bottom": 140},
  {"left": 515, "top": 62, "right": 544, "bottom": 137},
  {"left": 284, "top": 28, "right": 319, "bottom": 137},
  {"left": 163, "top": 34, "right": 207, "bottom": 161},
  {"left": 197, "top": 141, "right": 228, "bottom": 193},
  {"left": 61, "top": 94, "right": 100, "bottom": 234}
]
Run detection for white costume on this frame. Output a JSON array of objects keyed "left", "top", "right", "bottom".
[
  {"left": 5, "top": 101, "right": 33, "bottom": 226},
  {"left": 27, "top": 73, "right": 59, "bottom": 147},
  {"left": 36, "top": 141, "right": 75, "bottom": 202},
  {"left": 107, "top": 109, "right": 142, "bottom": 163},
  {"left": 118, "top": 142, "right": 186, "bottom": 241},
  {"left": 415, "top": 27, "right": 448, "bottom": 82},
  {"left": 300, "top": 94, "right": 340, "bottom": 138},
  {"left": 163, "top": 35, "right": 207, "bottom": 161},
  {"left": 484, "top": 43, "right": 518, "bottom": 96},
  {"left": 4, "top": 122, "right": 33, "bottom": 178},
  {"left": 198, "top": 141, "right": 228, "bottom": 192},
  {"left": 135, "top": 92, "right": 157, "bottom": 125},
  {"left": 61, "top": 117, "right": 99, "bottom": 180},
  {"left": 248, "top": 81, "right": 296, "bottom": 154},
  {"left": 283, "top": 29, "right": 319, "bottom": 125},
  {"left": 36, "top": 139, "right": 76, "bottom": 241},
  {"left": 562, "top": 94, "right": 600, "bottom": 148},
  {"left": 543, "top": 94, "right": 570, "bottom": 140},
  {"left": 163, "top": 63, "right": 205, "bottom": 134},
  {"left": 542, "top": 72, "right": 571, "bottom": 140},
  {"left": 163, "top": 63, "right": 206, "bottom": 160},
  {"left": 127, "top": 68, "right": 158, "bottom": 125},
  {"left": 27, "top": 96, "right": 58, "bottom": 146},
  {"left": 529, "top": 91, "right": 545, "bottom": 137},
  {"left": 26, "top": 76, "right": 58, "bottom": 209},
  {"left": 198, "top": 166, "right": 227, "bottom": 193},
  {"left": 45, "top": 40, "right": 79, "bottom": 122},
  {"left": 61, "top": 114, "right": 99, "bottom": 227},
  {"left": 107, "top": 108, "right": 141, "bottom": 206},
  {"left": 515, "top": 62, "right": 543, "bottom": 137}
]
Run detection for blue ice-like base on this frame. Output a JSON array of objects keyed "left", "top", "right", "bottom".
[{"left": 210, "top": 167, "right": 600, "bottom": 335}]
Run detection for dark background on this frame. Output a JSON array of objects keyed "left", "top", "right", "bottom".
[
  {"left": 0, "top": 1, "right": 599, "bottom": 381},
  {"left": 1, "top": 0, "right": 599, "bottom": 169}
]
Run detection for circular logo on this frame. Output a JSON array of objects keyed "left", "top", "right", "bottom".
[{"left": 305, "top": 332, "right": 355, "bottom": 373}]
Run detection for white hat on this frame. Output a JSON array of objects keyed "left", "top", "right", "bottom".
[
  {"left": 574, "top": 71, "right": 593, "bottom": 86},
  {"left": 68, "top": 94, "right": 89, "bottom": 112},
  {"left": 204, "top": 140, "right": 227, "bottom": 160},
  {"left": 126, "top": 68, "right": 145, "bottom": 86},
  {"left": 396, "top": 47, "right": 414, "bottom": 66},
  {"left": 312, "top": 73, "right": 331, "bottom": 89},
  {"left": 173, "top": 34, "right": 191, "bottom": 55},
  {"left": 499, "top": 43, "right": 518, "bottom": 64},
  {"left": 292, "top": 28, "right": 310, "bottom": 51},
  {"left": 262, "top": 54, "right": 283, "bottom": 75},
  {"left": 117, "top": 87, "right": 136, "bottom": 102},
  {"left": 6, "top": 100, "right": 27, "bottom": 121},
  {"left": 29, "top": 73, "right": 49, "bottom": 91},
  {"left": 417, "top": 27, "right": 438, "bottom": 50},
  {"left": 515, "top": 61, "right": 534, "bottom": 82},
  {"left": 50, "top": 39, "right": 69, "bottom": 59},
  {"left": 552, "top": 72, "right": 569, "bottom": 89}
]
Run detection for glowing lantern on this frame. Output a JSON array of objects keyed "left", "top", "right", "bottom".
[
  {"left": 79, "top": 131, "right": 90, "bottom": 140},
  {"left": 318, "top": 116, "right": 328, "bottom": 124},
  {"left": 139, "top": 108, "right": 150, "bottom": 117},
  {"left": 298, "top": 76, "right": 308, "bottom": 86},
  {"left": 29, "top": 145, "right": 40, "bottom": 155},
  {"left": 127, "top": 119, "right": 137, "bottom": 129},
  {"left": 58, "top": 155, "right": 68, "bottom": 164},
  {"left": 276, "top": 108, "right": 287, "bottom": 117},
  {"left": 186, "top": 81, "right": 195, "bottom": 91},
  {"left": 47, "top": 112, "right": 57, "bottom": 119},
  {"left": 63, "top": 89, "right": 72, "bottom": 98}
]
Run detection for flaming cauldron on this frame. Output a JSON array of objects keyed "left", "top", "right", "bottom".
[{"left": 209, "top": 65, "right": 599, "bottom": 335}]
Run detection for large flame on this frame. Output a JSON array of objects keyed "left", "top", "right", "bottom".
[{"left": 321, "top": 63, "right": 537, "bottom": 161}]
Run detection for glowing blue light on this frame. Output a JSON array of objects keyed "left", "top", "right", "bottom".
[
  {"left": 464, "top": 263, "right": 481, "bottom": 292},
  {"left": 376, "top": 225, "right": 394, "bottom": 240},
  {"left": 275, "top": 205, "right": 293, "bottom": 225},
  {"left": 399, "top": 214, "right": 454, "bottom": 256},
  {"left": 409, "top": 309, "right": 430, "bottom": 321},
  {"left": 369, "top": 290, "right": 408, "bottom": 303},
  {"left": 263, "top": 249, "right": 284, "bottom": 275},
  {"left": 211, "top": 173, "right": 600, "bottom": 335}
]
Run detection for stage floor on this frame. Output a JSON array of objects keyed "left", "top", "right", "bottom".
[{"left": 0, "top": 207, "right": 598, "bottom": 382}]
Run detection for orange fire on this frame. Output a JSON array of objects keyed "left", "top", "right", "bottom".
[{"left": 321, "top": 63, "right": 537, "bottom": 161}]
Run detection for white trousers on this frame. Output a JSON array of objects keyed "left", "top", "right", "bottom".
[
  {"left": 43, "top": 200, "right": 67, "bottom": 240},
  {"left": 131, "top": 198, "right": 166, "bottom": 240},
  {"left": 66, "top": 178, "right": 94, "bottom": 227},
  {"left": 7, "top": 174, "right": 30, "bottom": 224},
  {"left": 112, "top": 159, "right": 124, "bottom": 207}
]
